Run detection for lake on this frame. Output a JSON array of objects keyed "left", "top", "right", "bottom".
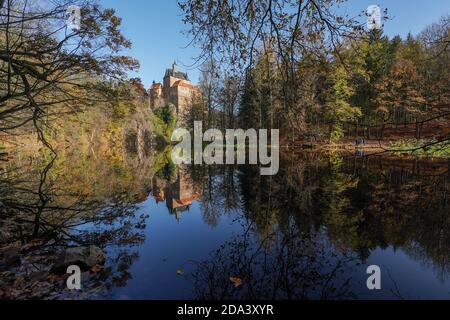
[{"left": 0, "top": 148, "right": 449, "bottom": 300}]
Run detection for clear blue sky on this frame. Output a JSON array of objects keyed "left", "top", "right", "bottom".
[{"left": 99, "top": 0, "right": 449, "bottom": 88}]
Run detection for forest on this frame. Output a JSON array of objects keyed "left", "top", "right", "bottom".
[{"left": 180, "top": 1, "right": 450, "bottom": 158}]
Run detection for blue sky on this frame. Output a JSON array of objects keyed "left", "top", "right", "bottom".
[{"left": 99, "top": 0, "right": 449, "bottom": 87}]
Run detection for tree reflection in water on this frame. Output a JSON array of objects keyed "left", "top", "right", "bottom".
[
  {"left": 190, "top": 220, "right": 359, "bottom": 300},
  {"left": 0, "top": 153, "right": 148, "bottom": 299},
  {"left": 189, "top": 153, "right": 449, "bottom": 299}
]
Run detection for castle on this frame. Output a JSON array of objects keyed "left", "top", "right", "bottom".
[
  {"left": 152, "top": 167, "right": 203, "bottom": 221},
  {"left": 149, "top": 62, "right": 201, "bottom": 114}
]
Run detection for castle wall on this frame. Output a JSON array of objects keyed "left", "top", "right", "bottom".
[{"left": 163, "top": 76, "right": 179, "bottom": 98}]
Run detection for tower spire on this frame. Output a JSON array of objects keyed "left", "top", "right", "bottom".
[{"left": 172, "top": 59, "right": 179, "bottom": 73}]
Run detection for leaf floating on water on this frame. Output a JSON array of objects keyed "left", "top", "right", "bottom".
[
  {"left": 176, "top": 268, "right": 185, "bottom": 276},
  {"left": 230, "top": 277, "right": 242, "bottom": 288},
  {"left": 91, "top": 264, "right": 104, "bottom": 274}
]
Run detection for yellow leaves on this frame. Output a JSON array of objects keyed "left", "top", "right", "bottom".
[{"left": 376, "top": 105, "right": 390, "bottom": 115}]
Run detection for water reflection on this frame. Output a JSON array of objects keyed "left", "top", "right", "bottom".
[
  {"left": 0, "top": 148, "right": 449, "bottom": 299},
  {"left": 190, "top": 220, "right": 359, "bottom": 300},
  {"left": 0, "top": 152, "right": 149, "bottom": 299},
  {"left": 152, "top": 167, "right": 203, "bottom": 221}
]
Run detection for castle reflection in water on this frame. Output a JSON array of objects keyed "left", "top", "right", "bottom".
[{"left": 151, "top": 167, "right": 203, "bottom": 221}]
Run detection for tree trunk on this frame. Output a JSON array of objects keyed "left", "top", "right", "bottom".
[{"left": 415, "top": 118, "right": 420, "bottom": 139}]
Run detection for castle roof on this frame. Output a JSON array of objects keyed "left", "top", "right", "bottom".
[
  {"left": 173, "top": 80, "right": 198, "bottom": 91},
  {"left": 165, "top": 62, "right": 189, "bottom": 81},
  {"left": 151, "top": 82, "right": 162, "bottom": 90}
]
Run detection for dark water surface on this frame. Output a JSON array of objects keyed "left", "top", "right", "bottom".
[{"left": 1, "top": 150, "right": 449, "bottom": 300}]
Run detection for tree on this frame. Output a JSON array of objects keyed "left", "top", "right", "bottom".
[
  {"left": 198, "top": 59, "right": 221, "bottom": 127},
  {"left": 238, "top": 72, "right": 260, "bottom": 130},
  {"left": 375, "top": 40, "right": 426, "bottom": 139},
  {"left": 179, "top": 0, "right": 364, "bottom": 139},
  {"left": 218, "top": 75, "right": 240, "bottom": 128},
  {"left": 419, "top": 15, "right": 450, "bottom": 108},
  {"left": 152, "top": 104, "right": 177, "bottom": 144},
  {"left": 324, "top": 61, "right": 361, "bottom": 142},
  {"left": 0, "top": 0, "right": 138, "bottom": 150}
]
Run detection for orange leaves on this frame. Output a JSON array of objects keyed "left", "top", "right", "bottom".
[{"left": 229, "top": 276, "right": 243, "bottom": 288}]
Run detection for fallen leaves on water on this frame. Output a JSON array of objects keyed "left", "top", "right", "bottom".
[
  {"left": 13, "top": 277, "right": 26, "bottom": 287},
  {"left": 229, "top": 277, "right": 242, "bottom": 288},
  {"left": 91, "top": 264, "right": 104, "bottom": 274},
  {"left": 46, "top": 274, "right": 62, "bottom": 282},
  {"left": 97, "top": 252, "right": 106, "bottom": 263}
]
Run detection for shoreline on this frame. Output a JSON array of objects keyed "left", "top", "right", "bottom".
[{"left": 281, "top": 140, "right": 450, "bottom": 160}]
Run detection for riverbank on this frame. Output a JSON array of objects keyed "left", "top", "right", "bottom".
[{"left": 282, "top": 138, "right": 450, "bottom": 159}]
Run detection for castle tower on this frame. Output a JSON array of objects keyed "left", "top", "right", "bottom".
[
  {"left": 149, "top": 80, "right": 163, "bottom": 108},
  {"left": 149, "top": 61, "right": 201, "bottom": 114},
  {"left": 163, "top": 61, "right": 189, "bottom": 98}
]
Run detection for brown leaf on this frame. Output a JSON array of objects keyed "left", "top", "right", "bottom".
[
  {"left": 91, "top": 264, "right": 104, "bottom": 273},
  {"left": 46, "top": 274, "right": 61, "bottom": 282},
  {"left": 14, "top": 277, "right": 26, "bottom": 287},
  {"left": 229, "top": 277, "right": 242, "bottom": 288}
]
